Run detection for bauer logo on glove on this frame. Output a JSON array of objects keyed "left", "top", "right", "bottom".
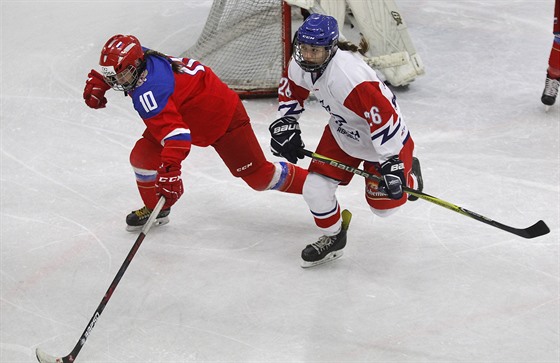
[
  {"left": 269, "top": 116, "right": 305, "bottom": 164},
  {"left": 377, "top": 156, "right": 406, "bottom": 200},
  {"left": 272, "top": 122, "right": 300, "bottom": 134}
]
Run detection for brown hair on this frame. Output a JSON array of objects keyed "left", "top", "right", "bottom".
[
  {"left": 338, "top": 36, "right": 369, "bottom": 56},
  {"left": 144, "top": 49, "right": 185, "bottom": 73}
]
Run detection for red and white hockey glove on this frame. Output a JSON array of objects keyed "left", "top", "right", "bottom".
[
  {"left": 83, "top": 69, "right": 110, "bottom": 109},
  {"left": 156, "top": 164, "right": 184, "bottom": 209}
]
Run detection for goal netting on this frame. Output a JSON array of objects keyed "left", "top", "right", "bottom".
[{"left": 182, "top": 0, "right": 291, "bottom": 97}]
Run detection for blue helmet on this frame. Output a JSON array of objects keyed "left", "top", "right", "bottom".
[{"left": 294, "top": 14, "right": 339, "bottom": 72}]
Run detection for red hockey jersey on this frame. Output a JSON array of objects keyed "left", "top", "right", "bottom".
[{"left": 128, "top": 52, "right": 239, "bottom": 166}]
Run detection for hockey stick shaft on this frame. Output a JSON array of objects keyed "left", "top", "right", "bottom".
[
  {"left": 301, "top": 149, "right": 549, "bottom": 239},
  {"left": 36, "top": 197, "right": 166, "bottom": 363}
]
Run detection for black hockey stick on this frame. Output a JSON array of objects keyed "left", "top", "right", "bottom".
[
  {"left": 301, "top": 149, "right": 550, "bottom": 239},
  {"left": 35, "top": 197, "right": 166, "bottom": 363}
]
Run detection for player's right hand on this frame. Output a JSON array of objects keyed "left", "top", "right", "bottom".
[
  {"left": 269, "top": 116, "right": 305, "bottom": 164},
  {"left": 83, "top": 69, "right": 110, "bottom": 109}
]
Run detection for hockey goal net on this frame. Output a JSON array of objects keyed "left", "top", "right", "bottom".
[{"left": 182, "top": 0, "right": 292, "bottom": 97}]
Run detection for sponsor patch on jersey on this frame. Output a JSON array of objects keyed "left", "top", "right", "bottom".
[{"left": 366, "top": 181, "right": 386, "bottom": 199}]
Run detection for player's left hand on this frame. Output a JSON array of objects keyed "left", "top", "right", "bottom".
[
  {"left": 377, "top": 156, "right": 405, "bottom": 199},
  {"left": 156, "top": 164, "right": 183, "bottom": 209}
]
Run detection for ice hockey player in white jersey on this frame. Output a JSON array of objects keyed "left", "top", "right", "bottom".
[{"left": 269, "top": 14, "right": 423, "bottom": 267}]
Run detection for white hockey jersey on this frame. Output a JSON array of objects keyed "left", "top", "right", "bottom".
[{"left": 278, "top": 49, "right": 410, "bottom": 162}]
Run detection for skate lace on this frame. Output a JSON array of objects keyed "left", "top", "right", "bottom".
[
  {"left": 543, "top": 77, "right": 560, "bottom": 97},
  {"left": 311, "top": 235, "right": 335, "bottom": 253},
  {"left": 134, "top": 206, "right": 151, "bottom": 220}
]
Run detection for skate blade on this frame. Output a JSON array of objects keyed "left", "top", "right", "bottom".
[
  {"left": 125, "top": 217, "right": 170, "bottom": 232},
  {"left": 301, "top": 250, "right": 344, "bottom": 268}
]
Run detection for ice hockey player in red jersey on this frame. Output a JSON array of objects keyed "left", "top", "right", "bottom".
[
  {"left": 83, "top": 34, "right": 308, "bottom": 231},
  {"left": 269, "top": 14, "right": 423, "bottom": 267},
  {"left": 542, "top": 0, "right": 560, "bottom": 108}
]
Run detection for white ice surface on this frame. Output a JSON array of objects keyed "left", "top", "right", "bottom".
[{"left": 1, "top": 1, "right": 559, "bottom": 362}]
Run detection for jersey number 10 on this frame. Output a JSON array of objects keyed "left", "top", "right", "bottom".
[{"left": 139, "top": 91, "right": 158, "bottom": 113}]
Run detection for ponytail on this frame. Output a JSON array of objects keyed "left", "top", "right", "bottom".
[
  {"left": 338, "top": 36, "right": 369, "bottom": 56},
  {"left": 144, "top": 49, "right": 185, "bottom": 73}
]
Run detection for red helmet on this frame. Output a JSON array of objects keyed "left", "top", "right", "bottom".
[{"left": 99, "top": 34, "right": 144, "bottom": 91}]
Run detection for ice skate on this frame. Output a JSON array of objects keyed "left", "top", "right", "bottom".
[
  {"left": 408, "top": 157, "right": 424, "bottom": 201},
  {"left": 126, "top": 206, "right": 170, "bottom": 232},
  {"left": 301, "top": 209, "right": 352, "bottom": 268},
  {"left": 541, "top": 73, "right": 559, "bottom": 109}
]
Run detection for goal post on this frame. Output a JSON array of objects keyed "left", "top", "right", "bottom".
[{"left": 182, "top": 0, "right": 292, "bottom": 98}]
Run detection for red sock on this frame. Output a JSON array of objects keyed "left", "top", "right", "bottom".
[{"left": 136, "top": 180, "right": 159, "bottom": 210}]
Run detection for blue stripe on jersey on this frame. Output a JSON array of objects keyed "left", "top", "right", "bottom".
[
  {"left": 402, "top": 131, "right": 410, "bottom": 145},
  {"left": 371, "top": 118, "right": 401, "bottom": 145},
  {"left": 162, "top": 128, "right": 192, "bottom": 145},
  {"left": 279, "top": 102, "right": 303, "bottom": 116},
  {"left": 165, "top": 133, "right": 192, "bottom": 142}
]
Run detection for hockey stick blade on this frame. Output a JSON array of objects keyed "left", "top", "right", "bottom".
[
  {"left": 492, "top": 219, "right": 549, "bottom": 239},
  {"left": 525, "top": 220, "right": 551, "bottom": 238},
  {"left": 36, "top": 348, "right": 65, "bottom": 363},
  {"left": 35, "top": 197, "right": 166, "bottom": 363},
  {"left": 301, "top": 149, "right": 550, "bottom": 239}
]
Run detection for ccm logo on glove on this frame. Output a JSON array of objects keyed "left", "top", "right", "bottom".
[
  {"left": 158, "top": 175, "right": 181, "bottom": 182},
  {"left": 156, "top": 165, "right": 184, "bottom": 209}
]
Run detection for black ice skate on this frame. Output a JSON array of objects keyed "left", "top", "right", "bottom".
[
  {"left": 541, "top": 74, "right": 559, "bottom": 107},
  {"left": 126, "top": 206, "right": 170, "bottom": 232},
  {"left": 407, "top": 157, "right": 424, "bottom": 201},
  {"left": 301, "top": 209, "right": 352, "bottom": 268}
]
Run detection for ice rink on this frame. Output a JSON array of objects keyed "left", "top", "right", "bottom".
[{"left": 1, "top": 1, "right": 559, "bottom": 362}]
